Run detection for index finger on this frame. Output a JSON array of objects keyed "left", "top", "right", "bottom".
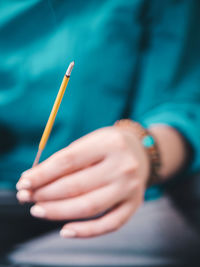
[{"left": 16, "top": 128, "right": 111, "bottom": 191}]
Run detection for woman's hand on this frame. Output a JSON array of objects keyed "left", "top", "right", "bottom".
[{"left": 16, "top": 126, "right": 150, "bottom": 238}]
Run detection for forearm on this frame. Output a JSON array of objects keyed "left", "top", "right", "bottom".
[{"left": 149, "top": 125, "right": 189, "bottom": 182}]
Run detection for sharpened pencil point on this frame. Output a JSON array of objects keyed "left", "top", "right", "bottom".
[{"left": 66, "top": 61, "right": 75, "bottom": 77}]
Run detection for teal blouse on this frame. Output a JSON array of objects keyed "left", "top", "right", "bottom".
[{"left": 0, "top": 0, "right": 200, "bottom": 197}]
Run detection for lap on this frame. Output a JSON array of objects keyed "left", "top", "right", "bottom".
[
  {"left": 8, "top": 195, "right": 200, "bottom": 266},
  {"left": 1, "top": 173, "right": 200, "bottom": 266}
]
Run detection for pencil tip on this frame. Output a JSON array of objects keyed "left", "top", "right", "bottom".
[{"left": 66, "top": 61, "right": 75, "bottom": 77}]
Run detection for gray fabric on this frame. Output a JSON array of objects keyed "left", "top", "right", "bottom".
[
  {"left": 0, "top": 173, "right": 199, "bottom": 266},
  {"left": 8, "top": 196, "right": 200, "bottom": 266}
]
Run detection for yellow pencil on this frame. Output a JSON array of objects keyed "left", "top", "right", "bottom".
[{"left": 32, "top": 61, "right": 75, "bottom": 167}]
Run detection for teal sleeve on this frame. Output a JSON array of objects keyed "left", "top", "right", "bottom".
[
  {"left": 135, "top": 0, "right": 200, "bottom": 173},
  {"left": 141, "top": 102, "right": 200, "bottom": 172}
]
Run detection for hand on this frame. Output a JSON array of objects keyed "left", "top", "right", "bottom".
[{"left": 16, "top": 126, "right": 150, "bottom": 238}]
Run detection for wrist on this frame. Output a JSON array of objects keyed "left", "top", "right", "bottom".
[
  {"left": 148, "top": 125, "right": 188, "bottom": 179},
  {"left": 115, "top": 119, "right": 161, "bottom": 187}
]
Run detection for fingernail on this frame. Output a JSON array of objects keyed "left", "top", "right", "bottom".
[
  {"left": 30, "top": 205, "right": 46, "bottom": 218},
  {"left": 16, "top": 179, "right": 32, "bottom": 190},
  {"left": 16, "top": 190, "right": 32, "bottom": 202},
  {"left": 60, "top": 229, "right": 76, "bottom": 238}
]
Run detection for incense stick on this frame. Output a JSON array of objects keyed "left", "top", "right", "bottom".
[{"left": 32, "top": 61, "right": 75, "bottom": 167}]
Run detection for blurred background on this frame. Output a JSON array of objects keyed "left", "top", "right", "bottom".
[{"left": 0, "top": 0, "right": 200, "bottom": 266}]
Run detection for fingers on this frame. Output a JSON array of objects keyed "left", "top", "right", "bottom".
[
  {"left": 31, "top": 158, "right": 119, "bottom": 202},
  {"left": 16, "top": 190, "right": 33, "bottom": 203},
  {"left": 16, "top": 128, "right": 115, "bottom": 191},
  {"left": 30, "top": 181, "right": 133, "bottom": 221},
  {"left": 60, "top": 199, "right": 137, "bottom": 238}
]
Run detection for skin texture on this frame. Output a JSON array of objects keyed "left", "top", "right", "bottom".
[{"left": 16, "top": 125, "right": 187, "bottom": 238}]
